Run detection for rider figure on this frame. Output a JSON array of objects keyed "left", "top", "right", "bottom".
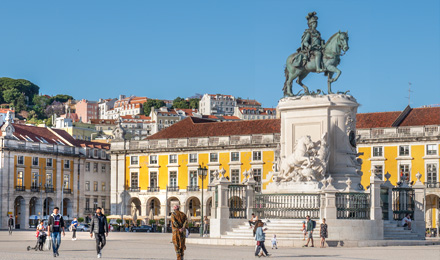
[{"left": 301, "top": 12, "right": 325, "bottom": 73}]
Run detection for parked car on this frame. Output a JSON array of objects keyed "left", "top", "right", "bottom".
[
  {"left": 131, "top": 225, "right": 153, "bottom": 232},
  {"left": 77, "top": 224, "right": 90, "bottom": 232}
]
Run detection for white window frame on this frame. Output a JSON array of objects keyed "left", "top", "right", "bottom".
[
  {"left": 32, "top": 157, "right": 39, "bottom": 166},
  {"left": 426, "top": 163, "right": 438, "bottom": 183},
  {"left": 372, "top": 146, "right": 383, "bottom": 157},
  {"left": 150, "top": 155, "right": 158, "bottom": 165},
  {"left": 209, "top": 153, "right": 218, "bottom": 163},
  {"left": 17, "top": 156, "right": 24, "bottom": 165},
  {"left": 46, "top": 158, "right": 53, "bottom": 167},
  {"left": 253, "top": 151, "right": 262, "bottom": 161},
  {"left": 131, "top": 156, "right": 139, "bottom": 165},
  {"left": 169, "top": 171, "right": 178, "bottom": 187},
  {"left": 426, "top": 144, "right": 438, "bottom": 156},
  {"left": 169, "top": 154, "right": 178, "bottom": 164},
  {"left": 189, "top": 153, "right": 198, "bottom": 164},
  {"left": 189, "top": 170, "right": 198, "bottom": 187},
  {"left": 398, "top": 163, "right": 411, "bottom": 182},
  {"left": 231, "top": 152, "right": 240, "bottom": 162},
  {"left": 398, "top": 145, "right": 410, "bottom": 156}
]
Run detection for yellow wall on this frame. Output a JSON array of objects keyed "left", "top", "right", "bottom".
[
  {"left": 360, "top": 143, "right": 440, "bottom": 187},
  {"left": 126, "top": 149, "right": 275, "bottom": 191}
]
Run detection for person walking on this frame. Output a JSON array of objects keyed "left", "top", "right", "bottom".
[
  {"left": 8, "top": 215, "right": 14, "bottom": 235},
  {"left": 171, "top": 204, "right": 188, "bottom": 260},
  {"left": 71, "top": 217, "right": 78, "bottom": 241},
  {"left": 254, "top": 221, "right": 270, "bottom": 257},
  {"left": 203, "top": 216, "right": 209, "bottom": 237},
  {"left": 303, "top": 215, "right": 315, "bottom": 247},
  {"left": 90, "top": 207, "right": 108, "bottom": 259},
  {"left": 320, "top": 218, "right": 328, "bottom": 248},
  {"left": 47, "top": 207, "right": 65, "bottom": 257}
]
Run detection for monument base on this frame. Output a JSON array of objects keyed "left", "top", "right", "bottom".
[{"left": 265, "top": 180, "right": 321, "bottom": 193}]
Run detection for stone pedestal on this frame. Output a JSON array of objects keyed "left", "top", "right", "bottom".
[{"left": 275, "top": 94, "right": 360, "bottom": 191}]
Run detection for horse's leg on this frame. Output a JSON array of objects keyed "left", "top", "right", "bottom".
[
  {"left": 326, "top": 65, "right": 340, "bottom": 94},
  {"left": 327, "top": 72, "right": 334, "bottom": 94},
  {"left": 296, "top": 71, "right": 310, "bottom": 94},
  {"left": 284, "top": 65, "right": 298, "bottom": 96}
]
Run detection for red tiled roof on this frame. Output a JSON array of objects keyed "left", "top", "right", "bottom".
[
  {"left": 356, "top": 111, "right": 401, "bottom": 129},
  {"left": 237, "top": 99, "right": 261, "bottom": 106},
  {"left": 356, "top": 106, "right": 440, "bottom": 129},
  {"left": 147, "top": 117, "right": 280, "bottom": 140},
  {"left": 121, "top": 115, "right": 151, "bottom": 120},
  {"left": 0, "top": 123, "right": 110, "bottom": 149},
  {"left": 0, "top": 124, "right": 73, "bottom": 145},
  {"left": 399, "top": 107, "right": 440, "bottom": 126}
]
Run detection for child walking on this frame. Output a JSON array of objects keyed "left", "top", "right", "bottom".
[
  {"left": 302, "top": 221, "right": 306, "bottom": 240},
  {"left": 271, "top": 234, "right": 278, "bottom": 249}
]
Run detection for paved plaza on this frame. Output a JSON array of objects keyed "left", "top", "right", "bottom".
[{"left": 0, "top": 231, "right": 439, "bottom": 260}]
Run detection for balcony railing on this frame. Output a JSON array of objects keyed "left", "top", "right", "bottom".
[
  {"left": 129, "top": 187, "right": 140, "bottom": 192},
  {"left": 4, "top": 139, "right": 77, "bottom": 155},
  {"left": 207, "top": 186, "right": 215, "bottom": 191},
  {"left": 15, "top": 186, "right": 25, "bottom": 191},
  {"left": 147, "top": 186, "right": 160, "bottom": 192},
  {"left": 30, "top": 186, "right": 40, "bottom": 192},
  {"left": 425, "top": 182, "right": 440, "bottom": 188},
  {"left": 167, "top": 186, "right": 179, "bottom": 192},
  {"left": 357, "top": 125, "right": 440, "bottom": 140},
  {"left": 112, "top": 133, "right": 281, "bottom": 151},
  {"left": 187, "top": 186, "right": 200, "bottom": 192},
  {"left": 84, "top": 208, "right": 93, "bottom": 214},
  {"left": 63, "top": 189, "right": 72, "bottom": 194},
  {"left": 45, "top": 185, "right": 54, "bottom": 193}
]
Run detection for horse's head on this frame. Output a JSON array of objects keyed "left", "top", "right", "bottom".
[{"left": 338, "top": 31, "right": 349, "bottom": 52}]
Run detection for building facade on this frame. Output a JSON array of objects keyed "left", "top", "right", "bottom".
[
  {"left": 0, "top": 113, "right": 110, "bottom": 229},
  {"left": 357, "top": 106, "right": 440, "bottom": 232},
  {"left": 75, "top": 99, "right": 99, "bottom": 123},
  {"left": 107, "top": 96, "right": 148, "bottom": 119},
  {"left": 199, "top": 94, "right": 236, "bottom": 116},
  {"left": 110, "top": 117, "right": 279, "bottom": 224},
  {"left": 234, "top": 107, "right": 276, "bottom": 120},
  {"left": 98, "top": 98, "right": 117, "bottom": 120}
]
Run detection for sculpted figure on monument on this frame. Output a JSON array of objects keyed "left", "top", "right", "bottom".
[
  {"left": 274, "top": 133, "right": 329, "bottom": 183},
  {"left": 283, "top": 11, "right": 350, "bottom": 97}
]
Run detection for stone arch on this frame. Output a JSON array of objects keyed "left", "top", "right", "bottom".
[
  {"left": 167, "top": 197, "right": 181, "bottom": 217},
  {"left": 146, "top": 197, "right": 161, "bottom": 218},
  {"left": 14, "top": 196, "right": 25, "bottom": 229},
  {"left": 29, "top": 197, "right": 39, "bottom": 217},
  {"left": 205, "top": 197, "right": 213, "bottom": 217},
  {"left": 43, "top": 197, "right": 55, "bottom": 217},
  {"left": 185, "top": 196, "right": 201, "bottom": 218},
  {"left": 127, "top": 197, "right": 142, "bottom": 218},
  {"left": 62, "top": 198, "right": 73, "bottom": 218},
  {"left": 426, "top": 194, "right": 439, "bottom": 229}
]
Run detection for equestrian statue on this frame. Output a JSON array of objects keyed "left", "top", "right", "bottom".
[{"left": 283, "top": 12, "right": 350, "bottom": 96}]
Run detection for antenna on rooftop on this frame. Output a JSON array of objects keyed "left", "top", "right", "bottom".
[{"left": 406, "top": 82, "right": 413, "bottom": 106}]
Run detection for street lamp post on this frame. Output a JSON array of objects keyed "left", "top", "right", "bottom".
[{"left": 197, "top": 164, "right": 208, "bottom": 237}]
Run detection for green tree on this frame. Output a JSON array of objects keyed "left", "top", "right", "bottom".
[
  {"left": 143, "top": 99, "right": 165, "bottom": 116},
  {"left": 32, "top": 95, "right": 50, "bottom": 119},
  {"left": 188, "top": 98, "right": 200, "bottom": 109},
  {"left": 0, "top": 77, "right": 39, "bottom": 105},
  {"left": 49, "top": 94, "right": 74, "bottom": 104},
  {"left": 172, "top": 97, "right": 189, "bottom": 109}
]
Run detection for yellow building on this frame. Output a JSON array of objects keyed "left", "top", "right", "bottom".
[
  {"left": 0, "top": 113, "right": 110, "bottom": 229},
  {"left": 110, "top": 117, "right": 279, "bottom": 222},
  {"left": 357, "top": 106, "right": 440, "bottom": 233}
]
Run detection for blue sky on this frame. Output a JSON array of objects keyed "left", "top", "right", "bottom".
[{"left": 0, "top": 0, "right": 439, "bottom": 113}]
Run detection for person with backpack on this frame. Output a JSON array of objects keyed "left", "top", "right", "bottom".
[
  {"left": 47, "top": 207, "right": 65, "bottom": 257},
  {"left": 303, "top": 215, "right": 315, "bottom": 247}
]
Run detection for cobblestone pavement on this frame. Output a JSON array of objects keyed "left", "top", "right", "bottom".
[{"left": 1, "top": 231, "right": 439, "bottom": 260}]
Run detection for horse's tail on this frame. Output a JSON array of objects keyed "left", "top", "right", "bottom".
[{"left": 282, "top": 66, "right": 289, "bottom": 92}]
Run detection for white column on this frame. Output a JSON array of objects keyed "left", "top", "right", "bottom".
[{"left": 370, "top": 174, "right": 384, "bottom": 220}]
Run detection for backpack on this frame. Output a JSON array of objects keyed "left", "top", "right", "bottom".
[{"left": 312, "top": 220, "right": 316, "bottom": 229}]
